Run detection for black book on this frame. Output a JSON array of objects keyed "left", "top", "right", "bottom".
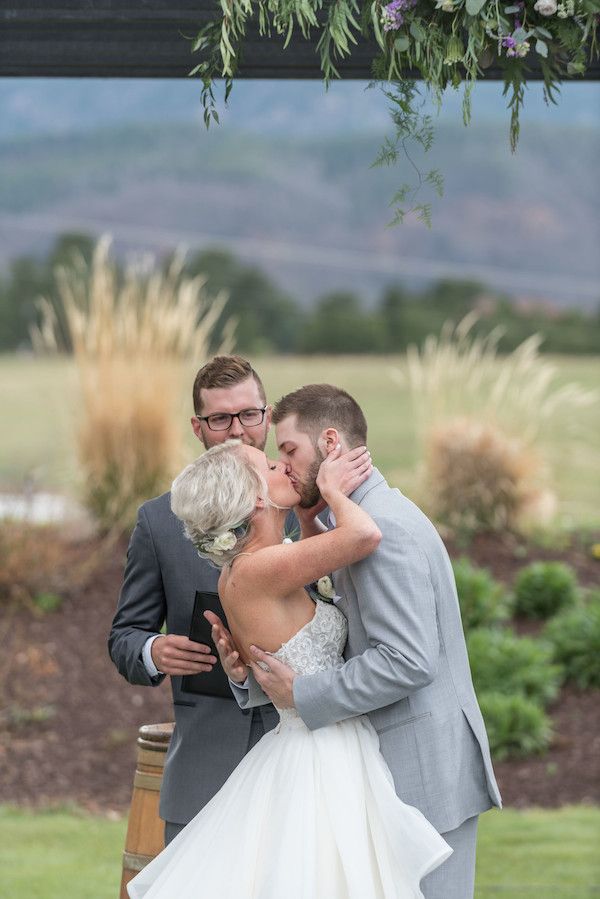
[{"left": 181, "top": 591, "right": 236, "bottom": 700}]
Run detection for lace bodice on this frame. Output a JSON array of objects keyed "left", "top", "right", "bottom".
[
  {"left": 273, "top": 598, "right": 347, "bottom": 674},
  {"left": 272, "top": 598, "right": 347, "bottom": 722}
]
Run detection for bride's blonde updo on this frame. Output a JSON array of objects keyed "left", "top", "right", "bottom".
[{"left": 170, "top": 440, "right": 266, "bottom": 568}]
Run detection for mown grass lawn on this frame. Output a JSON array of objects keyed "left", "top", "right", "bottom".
[
  {"left": 475, "top": 807, "right": 600, "bottom": 897},
  {"left": 1, "top": 805, "right": 599, "bottom": 898},
  {"left": 1, "top": 353, "right": 598, "bottom": 527}
]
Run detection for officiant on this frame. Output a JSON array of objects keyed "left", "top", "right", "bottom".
[{"left": 108, "top": 355, "right": 289, "bottom": 844}]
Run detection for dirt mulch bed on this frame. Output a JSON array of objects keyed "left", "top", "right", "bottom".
[
  {"left": 0, "top": 529, "right": 598, "bottom": 814},
  {"left": 443, "top": 529, "right": 600, "bottom": 589}
]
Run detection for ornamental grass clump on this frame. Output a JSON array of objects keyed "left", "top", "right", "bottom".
[
  {"left": 424, "top": 418, "right": 544, "bottom": 534},
  {"left": 0, "top": 521, "right": 68, "bottom": 613},
  {"left": 543, "top": 590, "right": 600, "bottom": 688},
  {"left": 32, "top": 238, "right": 233, "bottom": 533},
  {"left": 397, "top": 315, "right": 597, "bottom": 535},
  {"left": 452, "top": 557, "right": 509, "bottom": 631},
  {"left": 513, "top": 561, "right": 578, "bottom": 619}
]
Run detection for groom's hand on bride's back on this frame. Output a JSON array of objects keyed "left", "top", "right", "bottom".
[
  {"left": 204, "top": 611, "right": 248, "bottom": 684},
  {"left": 150, "top": 634, "right": 217, "bottom": 677}
]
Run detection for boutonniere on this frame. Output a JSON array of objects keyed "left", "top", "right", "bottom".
[{"left": 315, "top": 575, "right": 337, "bottom": 603}]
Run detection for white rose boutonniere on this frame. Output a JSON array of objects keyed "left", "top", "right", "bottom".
[{"left": 317, "top": 576, "right": 336, "bottom": 601}]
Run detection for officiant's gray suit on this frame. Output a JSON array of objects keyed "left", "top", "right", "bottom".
[
  {"left": 236, "top": 469, "right": 501, "bottom": 898},
  {"left": 108, "top": 491, "right": 280, "bottom": 829}
]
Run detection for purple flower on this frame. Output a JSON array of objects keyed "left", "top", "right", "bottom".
[
  {"left": 502, "top": 32, "right": 530, "bottom": 57},
  {"left": 381, "top": 0, "right": 417, "bottom": 31}
]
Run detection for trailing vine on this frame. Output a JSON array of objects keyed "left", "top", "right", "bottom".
[{"left": 190, "top": 0, "right": 599, "bottom": 222}]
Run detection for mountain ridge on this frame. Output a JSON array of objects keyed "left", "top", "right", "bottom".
[{"left": 1, "top": 96, "right": 598, "bottom": 310}]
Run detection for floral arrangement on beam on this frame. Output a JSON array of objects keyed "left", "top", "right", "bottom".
[{"left": 190, "top": 0, "right": 599, "bottom": 222}]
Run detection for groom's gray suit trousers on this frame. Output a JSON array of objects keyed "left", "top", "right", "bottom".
[{"left": 421, "top": 814, "right": 479, "bottom": 899}]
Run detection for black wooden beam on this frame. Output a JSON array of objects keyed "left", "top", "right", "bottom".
[{"left": 1, "top": 1, "right": 599, "bottom": 79}]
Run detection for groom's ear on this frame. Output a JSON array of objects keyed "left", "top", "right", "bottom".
[{"left": 318, "top": 428, "right": 340, "bottom": 456}]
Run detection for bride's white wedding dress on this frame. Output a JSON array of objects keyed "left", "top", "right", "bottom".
[{"left": 127, "top": 597, "right": 452, "bottom": 899}]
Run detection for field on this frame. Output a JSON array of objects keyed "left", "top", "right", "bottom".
[
  {"left": 1, "top": 806, "right": 599, "bottom": 898},
  {"left": 1, "top": 352, "right": 599, "bottom": 896},
  {"left": 1, "top": 352, "right": 599, "bottom": 526}
]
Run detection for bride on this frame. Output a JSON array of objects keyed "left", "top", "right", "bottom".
[{"left": 127, "top": 439, "right": 452, "bottom": 899}]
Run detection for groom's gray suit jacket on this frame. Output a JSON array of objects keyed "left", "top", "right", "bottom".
[
  {"left": 108, "top": 491, "right": 280, "bottom": 826},
  {"left": 237, "top": 469, "right": 501, "bottom": 835}
]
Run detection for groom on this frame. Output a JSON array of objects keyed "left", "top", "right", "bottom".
[{"left": 215, "top": 383, "right": 501, "bottom": 899}]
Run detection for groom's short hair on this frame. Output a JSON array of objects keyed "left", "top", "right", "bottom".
[
  {"left": 193, "top": 355, "right": 266, "bottom": 415},
  {"left": 273, "top": 384, "right": 367, "bottom": 448}
]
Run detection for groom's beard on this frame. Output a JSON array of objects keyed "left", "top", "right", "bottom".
[{"left": 296, "top": 456, "right": 323, "bottom": 509}]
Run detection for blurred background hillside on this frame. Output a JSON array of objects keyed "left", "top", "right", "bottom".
[{"left": 1, "top": 79, "right": 599, "bottom": 358}]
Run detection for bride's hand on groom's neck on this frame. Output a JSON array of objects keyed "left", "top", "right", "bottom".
[{"left": 316, "top": 443, "right": 372, "bottom": 503}]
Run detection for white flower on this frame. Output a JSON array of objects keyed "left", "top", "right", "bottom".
[
  {"left": 317, "top": 575, "right": 336, "bottom": 600},
  {"left": 534, "top": 0, "right": 557, "bottom": 15},
  {"left": 282, "top": 537, "right": 293, "bottom": 544},
  {"left": 557, "top": 0, "right": 574, "bottom": 16},
  {"left": 212, "top": 530, "right": 237, "bottom": 553}
]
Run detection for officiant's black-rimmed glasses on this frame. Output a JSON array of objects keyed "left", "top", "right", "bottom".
[{"left": 196, "top": 407, "right": 267, "bottom": 431}]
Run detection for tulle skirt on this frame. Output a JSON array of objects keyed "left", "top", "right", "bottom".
[{"left": 127, "top": 712, "right": 452, "bottom": 899}]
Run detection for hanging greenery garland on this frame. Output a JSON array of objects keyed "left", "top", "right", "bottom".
[{"left": 191, "top": 0, "right": 599, "bottom": 222}]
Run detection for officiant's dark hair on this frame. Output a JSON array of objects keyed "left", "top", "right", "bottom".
[
  {"left": 273, "top": 385, "right": 367, "bottom": 448},
  {"left": 193, "top": 355, "right": 266, "bottom": 415}
]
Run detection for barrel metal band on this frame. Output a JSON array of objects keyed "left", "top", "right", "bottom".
[
  {"left": 138, "top": 738, "right": 170, "bottom": 751},
  {"left": 122, "top": 851, "right": 155, "bottom": 873},
  {"left": 133, "top": 770, "right": 163, "bottom": 792},
  {"left": 137, "top": 748, "right": 167, "bottom": 768}
]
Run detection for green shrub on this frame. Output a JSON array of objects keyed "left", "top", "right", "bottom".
[
  {"left": 32, "top": 592, "right": 63, "bottom": 613},
  {"left": 6, "top": 704, "right": 57, "bottom": 729},
  {"left": 543, "top": 592, "right": 600, "bottom": 688},
  {"left": 478, "top": 692, "right": 552, "bottom": 760},
  {"left": 467, "top": 627, "right": 562, "bottom": 707},
  {"left": 452, "top": 558, "right": 509, "bottom": 631},
  {"left": 513, "top": 561, "right": 578, "bottom": 619}
]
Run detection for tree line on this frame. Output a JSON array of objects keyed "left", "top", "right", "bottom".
[{"left": 1, "top": 233, "right": 599, "bottom": 355}]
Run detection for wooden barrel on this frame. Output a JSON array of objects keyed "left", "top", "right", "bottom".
[{"left": 119, "top": 722, "right": 174, "bottom": 899}]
